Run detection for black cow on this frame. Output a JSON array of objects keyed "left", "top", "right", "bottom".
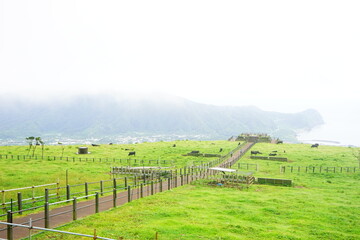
[
  {"left": 277, "top": 140, "right": 283, "bottom": 144},
  {"left": 173, "top": 144, "right": 176, "bottom": 147},
  {"left": 269, "top": 153, "right": 277, "bottom": 156},
  {"left": 272, "top": 150, "right": 278, "bottom": 152},
  {"left": 219, "top": 148, "right": 223, "bottom": 152},
  {"left": 191, "top": 151, "right": 200, "bottom": 154},
  {"left": 92, "top": 144, "right": 100, "bottom": 147},
  {"left": 128, "top": 151, "right": 136, "bottom": 156},
  {"left": 311, "top": 143, "right": 319, "bottom": 148},
  {"left": 109, "top": 143, "right": 113, "bottom": 145},
  {"left": 251, "top": 151, "right": 262, "bottom": 155}
]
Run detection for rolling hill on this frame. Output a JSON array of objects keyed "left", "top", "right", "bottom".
[{"left": 0, "top": 94, "right": 324, "bottom": 142}]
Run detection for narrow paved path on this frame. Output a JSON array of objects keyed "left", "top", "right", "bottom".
[{"left": 0, "top": 142, "right": 254, "bottom": 240}]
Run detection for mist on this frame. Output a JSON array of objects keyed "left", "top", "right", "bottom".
[{"left": 1, "top": 1, "right": 359, "bottom": 146}]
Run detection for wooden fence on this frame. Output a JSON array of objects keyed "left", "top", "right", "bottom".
[
  {"left": 250, "top": 156, "right": 288, "bottom": 162},
  {"left": 1, "top": 173, "right": 197, "bottom": 239},
  {"left": 0, "top": 221, "right": 114, "bottom": 240},
  {"left": 280, "top": 165, "right": 359, "bottom": 174},
  {"left": 0, "top": 154, "right": 175, "bottom": 166},
  {"left": 236, "top": 162, "right": 258, "bottom": 171}
]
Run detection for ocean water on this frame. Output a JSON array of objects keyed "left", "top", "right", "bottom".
[{"left": 297, "top": 117, "right": 359, "bottom": 147}]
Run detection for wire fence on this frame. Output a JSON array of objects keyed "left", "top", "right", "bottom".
[
  {"left": 0, "top": 154, "right": 176, "bottom": 166},
  {"left": 280, "top": 165, "right": 360, "bottom": 174},
  {"left": 0, "top": 221, "right": 115, "bottom": 240}
]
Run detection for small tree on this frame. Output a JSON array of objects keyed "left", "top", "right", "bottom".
[
  {"left": 353, "top": 148, "right": 360, "bottom": 168},
  {"left": 26, "top": 136, "right": 35, "bottom": 156},
  {"left": 32, "top": 137, "right": 42, "bottom": 157},
  {"left": 58, "top": 142, "right": 65, "bottom": 158},
  {"left": 40, "top": 139, "right": 45, "bottom": 158}
]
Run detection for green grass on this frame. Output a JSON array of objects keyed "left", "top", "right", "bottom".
[
  {"left": 28, "top": 142, "right": 360, "bottom": 240},
  {"left": 0, "top": 140, "right": 239, "bottom": 207},
  {"left": 0, "top": 140, "right": 239, "bottom": 187},
  {"left": 32, "top": 181, "right": 360, "bottom": 240}
]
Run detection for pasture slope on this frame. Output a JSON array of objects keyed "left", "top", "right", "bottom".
[
  {"left": 1, "top": 141, "right": 360, "bottom": 239},
  {"left": 0, "top": 140, "right": 243, "bottom": 239}
]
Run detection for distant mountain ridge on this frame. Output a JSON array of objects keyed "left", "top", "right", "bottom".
[{"left": 0, "top": 94, "right": 324, "bottom": 142}]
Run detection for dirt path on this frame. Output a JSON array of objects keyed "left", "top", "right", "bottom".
[
  {"left": 0, "top": 181, "right": 172, "bottom": 239},
  {"left": 0, "top": 143, "right": 253, "bottom": 240}
]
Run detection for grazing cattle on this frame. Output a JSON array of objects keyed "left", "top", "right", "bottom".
[
  {"left": 269, "top": 153, "right": 277, "bottom": 156},
  {"left": 251, "top": 151, "right": 262, "bottom": 155},
  {"left": 92, "top": 144, "right": 100, "bottom": 147},
  {"left": 277, "top": 140, "right": 283, "bottom": 144},
  {"left": 311, "top": 143, "right": 319, "bottom": 148},
  {"left": 109, "top": 143, "right": 113, "bottom": 145},
  {"left": 191, "top": 151, "right": 200, "bottom": 154},
  {"left": 272, "top": 150, "right": 278, "bottom": 152},
  {"left": 128, "top": 151, "right": 136, "bottom": 156},
  {"left": 219, "top": 148, "right": 223, "bottom": 152},
  {"left": 173, "top": 144, "right": 176, "bottom": 147}
]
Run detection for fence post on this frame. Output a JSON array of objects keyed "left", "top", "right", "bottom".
[
  {"left": 168, "top": 177, "right": 171, "bottom": 190},
  {"left": 100, "top": 181, "right": 104, "bottom": 196},
  {"left": 143, "top": 173, "right": 146, "bottom": 183},
  {"left": 44, "top": 202, "right": 49, "bottom": 228},
  {"left": 85, "top": 182, "right": 89, "bottom": 199},
  {"left": 151, "top": 181, "right": 154, "bottom": 195},
  {"left": 113, "top": 178, "right": 117, "bottom": 189},
  {"left": 17, "top": 192, "right": 23, "bottom": 215},
  {"left": 7, "top": 210, "right": 13, "bottom": 240},
  {"left": 66, "top": 185, "right": 71, "bottom": 200},
  {"left": 113, "top": 188, "right": 117, "bottom": 207},
  {"left": 95, "top": 192, "right": 99, "bottom": 213},
  {"left": 72, "top": 197, "right": 77, "bottom": 220},
  {"left": 140, "top": 183, "right": 144, "bottom": 198},
  {"left": 124, "top": 177, "right": 128, "bottom": 188},
  {"left": 128, "top": 186, "right": 131, "bottom": 202},
  {"left": 45, "top": 188, "right": 49, "bottom": 203},
  {"left": 160, "top": 179, "right": 163, "bottom": 192},
  {"left": 56, "top": 182, "right": 60, "bottom": 199}
]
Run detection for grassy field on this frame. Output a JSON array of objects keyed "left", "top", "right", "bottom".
[
  {"left": 28, "top": 142, "right": 360, "bottom": 240},
  {"left": 0, "top": 140, "right": 239, "bottom": 188},
  {"left": 0, "top": 140, "right": 239, "bottom": 205}
]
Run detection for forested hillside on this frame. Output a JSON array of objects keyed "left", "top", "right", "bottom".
[{"left": 0, "top": 94, "right": 324, "bottom": 142}]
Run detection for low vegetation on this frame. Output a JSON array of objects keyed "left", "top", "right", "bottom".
[
  {"left": 0, "top": 140, "right": 238, "bottom": 200},
  {"left": 1, "top": 141, "right": 359, "bottom": 239}
]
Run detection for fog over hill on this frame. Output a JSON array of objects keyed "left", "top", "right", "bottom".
[{"left": 0, "top": 94, "right": 324, "bottom": 144}]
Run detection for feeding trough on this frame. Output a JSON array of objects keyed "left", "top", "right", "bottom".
[{"left": 78, "top": 147, "right": 90, "bottom": 154}]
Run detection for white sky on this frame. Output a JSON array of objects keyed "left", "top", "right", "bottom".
[{"left": 0, "top": 1, "right": 360, "bottom": 144}]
